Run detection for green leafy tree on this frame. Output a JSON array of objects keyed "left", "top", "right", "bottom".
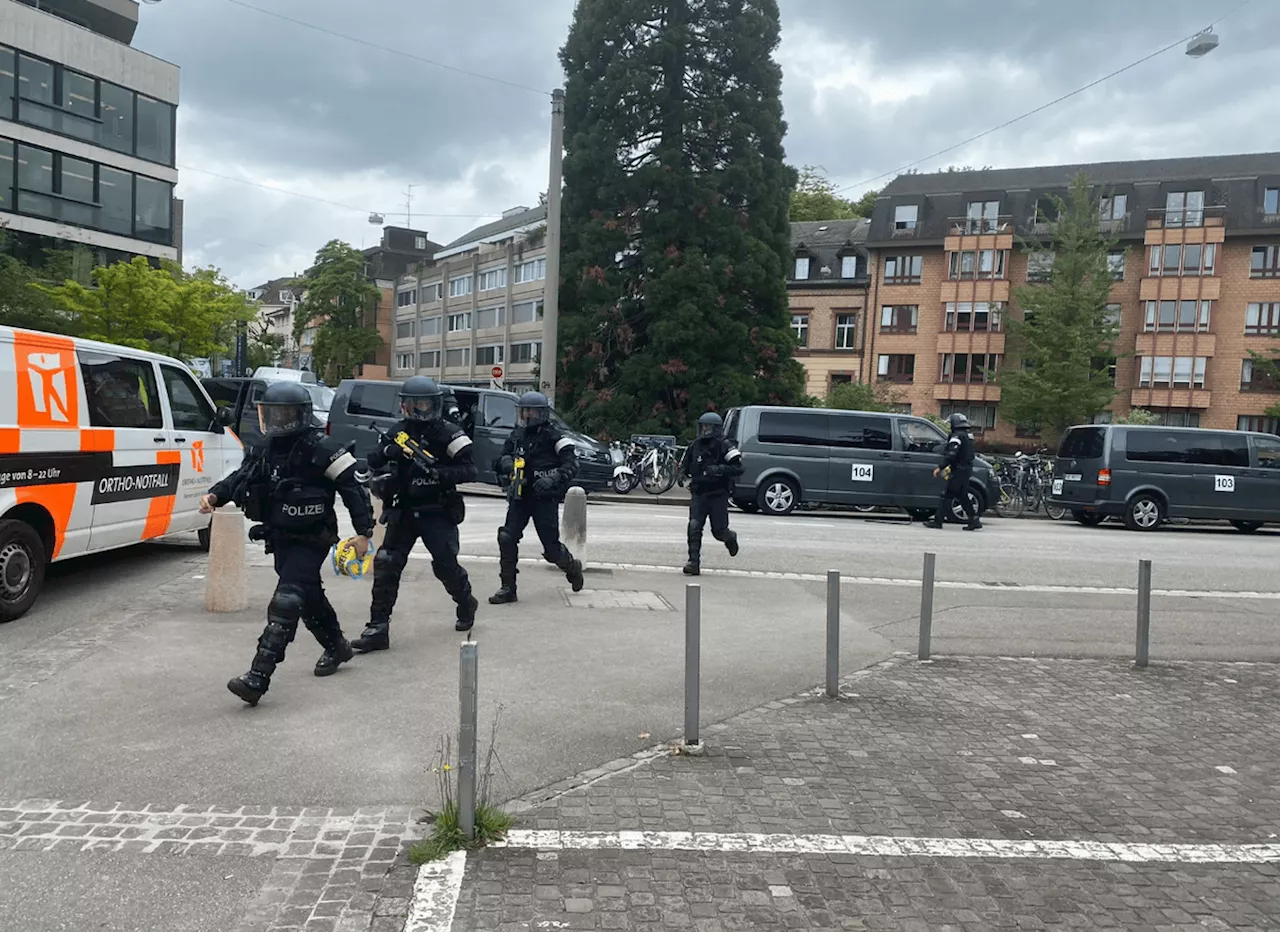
[
  {"left": 1000, "top": 174, "right": 1120, "bottom": 441},
  {"left": 38, "top": 255, "right": 176, "bottom": 350},
  {"left": 824, "top": 380, "right": 899, "bottom": 412},
  {"left": 1115, "top": 408, "right": 1158, "bottom": 425},
  {"left": 156, "top": 263, "right": 257, "bottom": 361},
  {"left": 789, "top": 166, "right": 875, "bottom": 221},
  {"left": 293, "top": 240, "right": 382, "bottom": 381},
  {"left": 246, "top": 321, "right": 286, "bottom": 371},
  {"left": 557, "top": 0, "right": 804, "bottom": 439},
  {"left": 0, "top": 232, "right": 84, "bottom": 334}
]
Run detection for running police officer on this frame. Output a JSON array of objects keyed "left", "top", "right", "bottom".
[
  {"left": 489, "top": 391, "right": 584, "bottom": 603},
  {"left": 679, "top": 412, "right": 743, "bottom": 575},
  {"left": 352, "top": 377, "right": 479, "bottom": 651},
  {"left": 200, "top": 381, "right": 375, "bottom": 706},
  {"left": 925, "top": 412, "right": 982, "bottom": 530}
]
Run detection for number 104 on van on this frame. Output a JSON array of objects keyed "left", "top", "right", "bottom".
[{"left": 850, "top": 464, "right": 874, "bottom": 482}]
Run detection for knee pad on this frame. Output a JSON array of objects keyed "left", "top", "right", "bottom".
[
  {"left": 373, "top": 548, "right": 400, "bottom": 574},
  {"left": 268, "top": 586, "right": 306, "bottom": 622},
  {"left": 497, "top": 527, "right": 516, "bottom": 549},
  {"left": 687, "top": 519, "right": 702, "bottom": 537}
]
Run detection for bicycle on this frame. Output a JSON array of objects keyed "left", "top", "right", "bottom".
[{"left": 639, "top": 441, "right": 684, "bottom": 494}]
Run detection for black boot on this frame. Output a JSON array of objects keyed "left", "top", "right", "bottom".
[
  {"left": 456, "top": 595, "right": 479, "bottom": 632},
  {"left": 229, "top": 616, "right": 291, "bottom": 705},
  {"left": 682, "top": 560, "right": 700, "bottom": 576},
  {"left": 314, "top": 638, "right": 354, "bottom": 676},
  {"left": 489, "top": 563, "right": 518, "bottom": 604},
  {"left": 686, "top": 525, "right": 703, "bottom": 576},
  {"left": 352, "top": 621, "right": 390, "bottom": 653},
  {"left": 724, "top": 530, "right": 739, "bottom": 557},
  {"left": 923, "top": 519, "right": 945, "bottom": 529},
  {"left": 227, "top": 667, "right": 269, "bottom": 706},
  {"left": 558, "top": 550, "right": 585, "bottom": 593},
  {"left": 963, "top": 518, "right": 983, "bottom": 531}
]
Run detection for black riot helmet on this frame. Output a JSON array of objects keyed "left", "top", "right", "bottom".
[
  {"left": 516, "top": 390, "right": 550, "bottom": 428},
  {"left": 948, "top": 412, "right": 970, "bottom": 431},
  {"left": 399, "top": 376, "right": 444, "bottom": 422},
  {"left": 257, "top": 381, "right": 313, "bottom": 438},
  {"left": 697, "top": 411, "right": 723, "bottom": 440}
]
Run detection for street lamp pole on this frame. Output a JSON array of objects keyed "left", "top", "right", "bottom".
[{"left": 541, "top": 88, "right": 565, "bottom": 405}]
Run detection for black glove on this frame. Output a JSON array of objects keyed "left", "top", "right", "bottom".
[
  {"left": 703, "top": 465, "right": 723, "bottom": 477},
  {"left": 498, "top": 455, "right": 514, "bottom": 477},
  {"left": 533, "top": 476, "right": 558, "bottom": 494}
]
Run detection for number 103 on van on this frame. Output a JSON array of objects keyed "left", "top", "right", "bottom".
[
  {"left": 850, "top": 464, "right": 874, "bottom": 482},
  {"left": 1214, "top": 475, "right": 1235, "bottom": 492}
]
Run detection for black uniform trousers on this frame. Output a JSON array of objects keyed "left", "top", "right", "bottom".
[
  {"left": 498, "top": 496, "right": 568, "bottom": 571},
  {"left": 933, "top": 471, "right": 977, "bottom": 524},
  {"left": 370, "top": 510, "right": 471, "bottom": 621},
  {"left": 253, "top": 538, "right": 345, "bottom": 686},
  {"left": 688, "top": 490, "right": 732, "bottom": 557}
]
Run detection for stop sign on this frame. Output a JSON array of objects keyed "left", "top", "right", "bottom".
[{"left": 491, "top": 366, "right": 503, "bottom": 379}]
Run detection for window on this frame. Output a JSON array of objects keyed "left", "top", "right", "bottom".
[
  {"left": 1091, "top": 411, "right": 1114, "bottom": 424},
  {"left": 757, "top": 411, "right": 829, "bottom": 446},
  {"left": 1015, "top": 423, "right": 1042, "bottom": 438},
  {"left": 945, "top": 302, "right": 1002, "bottom": 333},
  {"left": 511, "top": 299, "right": 543, "bottom": 325},
  {"left": 1241, "top": 359, "right": 1280, "bottom": 392},
  {"left": 420, "top": 315, "right": 442, "bottom": 337},
  {"left": 510, "top": 341, "right": 540, "bottom": 364},
  {"left": 1265, "top": 188, "right": 1279, "bottom": 216},
  {"left": 1165, "top": 190, "right": 1204, "bottom": 227},
  {"left": 135, "top": 94, "right": 174, "bottom": 165},
  {"left": 396, "top": 289, "right": 417, "bottom": 308},
  {"left": 948, "top": 249, "right": 1007, "bottom": 280},
  {"left": 1251, "top": 246, "right": 1280, "bottom": 278},
  {"left": 1240, "top": 416, "right": 1280, "bottom": 435},
  {"left": 1100, "top": 194, "right": 1127, "bottom": 220},
  {"left": 475, "top": 345, "right": 503, "bottom": 366},
  {"left": 134, "top": 175, "right": 173, "bottom": 245},
  {"left": 794, "top": 256, "right": 810, "bottom": 280},
  {"left": 1138, "top": 356, "right": 1206, "bottom": 388},
  {"left": 448, "top": 275, "right": 472, "bottom": 298},
  {"left": 831, "top": 414, "right": 893, "bottom": 451},
  {"left": 420, "top": 350, "right": 441, "bottom": 369},
  {"left": 395, "top": 352, "right": 415, "bottom": 370},
  {"left": 884, "top": 255, "right": 923, "bottom": 283},
  {"left": 58, "top": 69, "right": 97, "bottom": 143},
  {"left": 1058, "top": 426, "right": 1106, "bottom": 459},
  {"left": 78, "top": 352, "right": 163, "bottom": 430},
  {"left": 1092, "top": 355, "right": 1118, "bottom": 386},
  {"left": 835, "top": 314, "right": 857, "bottom": 349},
  {"left": 484, "top": 394, "right": 518, "bottom": 429},
  {"left": 1246, "top": 303, "right": 1280, "bottom": 336},
  {"left": 1026, "top": 251, "right": 1054, "bottom": 282},
  {"left": 877, "top": 354, "right": 914, "bottom": 383},
  {"left": 1256, "top": 435, "right": 1280, "bottom": 469},
  {"left": 475, "top": 306, "right": 504, "bottom": 329},
  {"left": 1104, "top": 304, "right": 1122, "bottom": 328},
  {"left": 279, "top": 290, "right": 294, "bottom": 304},
  {"left": 1148, "top": 242, "right": 1216, "bottom": 276},
  {"left": 0, "top": 48, "right": 12, "bottom": 118},
  {"left": 940, "top": 403, "right": 996, "bottom": 429},
  {"left": 894, "top": 204, "right": 918, "bottom": 230},
  {"left": 840, "top": 255, "right": 858, "bottom": 278},
  {"left": 447, "top": 312, "right": 471, "bottom": 332},
  {"left": 346, "top": 383, "right": 400, "bottom": 417},
  {"left": 939, "top": 354, "right": 999, "bottom": 384},
  {"left": 899, "top": 420, "right": 945, "bottom": 453},
  {"left": 791, "top": 314, "right": 809, "bottom": 347},
  {"left": 415, "top": 235, "right": 428, "bottom": 250},
  {"left": 1107, "top": 249, "right": 1126, "bottom": 280},
  {"left": 422, "top": 282, "right": 443, "bottom": 302},
  {"left": 16, "top": 54, "right": 54, "bottom": 125},
  {"left": 479, "top": 268, "right": 507, "bottom": 291},
  {"left": 445, "top": 348, "right": 471, "bottom": 368},
  {"left": 880, "top": 305, "right": 918, "bottom": 333},
  {"left": 514, "top": 257, "right": 546, "bottom": 283},
  {"left": 1142, "top": 300, "right": 1211, "bottom": 333},
  {"left": 1126, "top": 429, "right": 1243, "bottom": 465},
  {"left": 99, "top": 81, "right": 133, "bottom": 155},
  {"left": 395, "top": 321, "right": 414, "bottom": 340},
  {"left": 965, "top": 200, "right": 1000, "bottom": 233}
]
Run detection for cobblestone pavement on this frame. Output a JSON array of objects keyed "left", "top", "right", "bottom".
[{"left": 444, "top": 655, "right": 1280, "bottom": 931}]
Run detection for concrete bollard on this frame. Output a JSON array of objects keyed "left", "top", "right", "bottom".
[
  {"left": 563, "top": 486, "right": 588, "bottom": 568},
  {"left": 1135, "top": 559, "right": 1152, "bottom": 668},
  {"left": 918, "top": 552, "right": 935, "bottom": 661},
  {"left": 683, "top": 583, "right": 704, "bottom": 754},
  {"left": 205, "top": 509, "right": 249, "bottom": 613},
  {"left": 458, "top": 640, "right": 479, "bottom": 841},
  {"left": 825, "top": 570, "right": 840, "bottom": 698}
]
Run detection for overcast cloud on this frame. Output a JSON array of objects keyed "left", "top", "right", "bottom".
[{"left": 132, "top": 0, "right": 1280, "bottom": 289}]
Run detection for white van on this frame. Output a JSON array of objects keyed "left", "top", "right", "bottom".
[{"left": 0, "top": 327, "right": 244, "bottom": 621}]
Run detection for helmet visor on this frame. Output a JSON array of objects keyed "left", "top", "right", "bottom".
[
  {"left": 258, "top": 401, "right": 310, "bottom": 437},
  {"left": 699, "top": 422, "right": 720, "bottom": 439},
  {"left": 517, "top": 406, "right": 548, "bottom": 428},
  {"left": 400, "top": 393, "right": 442, "bottom": 421}
]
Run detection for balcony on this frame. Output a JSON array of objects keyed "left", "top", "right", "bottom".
[
  {"left": 934, "top": 382, "right": 1001, "bottom": 402},
  {"left": 1130, "top": 387, "right": 1211, "bottom": 409},
  {"left": 1138, "top": 277, "right": 1221, "bottom": 301},
  {"left": 948, "top": 215, "right": 1015, "bottom": 235},
  {"left": 1145, "top": 205, "right": 1226, "bottom": 230},
  {"left": 1135, "top": 332, "right": 1216, "bottom": 357},
  {"left": 937, "top": 332, "right": 1007, "bottom": 355},
  {"left": 940, "top": 279, "right": 1010, "bottom": 303}
]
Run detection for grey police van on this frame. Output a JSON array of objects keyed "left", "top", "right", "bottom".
[
  {"left": 723, "top": 405, "right": 1000, "bottom": 519},
  {"left": 1051, "top": 424, "right": 1280, "bottom": 531},
  {"left": 325, "top": 379, "right": 614, "bottom": 491}
]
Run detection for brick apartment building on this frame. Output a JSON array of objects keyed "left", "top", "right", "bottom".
[{"left": 787, "top": 152, "right": 1280, "bottom": 442}]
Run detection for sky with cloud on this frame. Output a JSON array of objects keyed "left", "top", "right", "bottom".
[{"left": 133, "top": 0, "right": 1279, "bottom": 290}]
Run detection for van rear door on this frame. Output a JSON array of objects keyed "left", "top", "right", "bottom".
[{"left": 1054, "top": 426, "right": 1108, "bottom": 508}]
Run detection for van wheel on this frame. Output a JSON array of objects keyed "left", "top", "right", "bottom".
[
  {"left": 0, "top": 519, "right": 47, "bottom": 623},
  {"left": 757, "top": 477, "right": 799, "bottom": 516},
  {"left": 949, "top": 489, "right": 985, "bottom": 523},
  {"left": 1124, "top": 494, "right": 1164, "bottom": 531},
  {"left": 1073, "top": 511, "right": 1104, "bottom": 527},
  {"left": 197, "top": 522, "right": 212, "bottom": 551},
  {"left": 1231, "top": 520, "right": 1264, "bottom": 533}
]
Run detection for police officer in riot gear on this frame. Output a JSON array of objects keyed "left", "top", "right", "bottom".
[
  {"left": 926, "top": 412, "right": 982, "bottom": 530},
  {"left": 490, "top": 390, "right": 583, "bottom": 603},
  {"left": 201, "top": 381, "right": 375, "bottom": 706},
  {"left": 679, "top": 412, "right": 744, "bottom": 575},
  {"left": 353, "top": 377, "right": 479, "bottom": 651}
]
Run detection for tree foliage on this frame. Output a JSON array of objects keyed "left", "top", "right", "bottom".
[
  {"left": 824, "top": 379, "right": 899, "bottom": 412},
  {"left": 0, "top": 233, "right": 85, "bottom": 335},
  {"left": 789, "top": 166, "right": 875, "bottom": 222},
  {"left": 557, "top": 0, "right": 804, "bottom": 440},
  {"left": 999, "top": 175, "right": 1120, "bottom": 440},
  {"left": 293, "top": 240, "right": 382, "bottom": 381},
  {"left": 1115, "top": 408, "right": 1158, "bottom": 425}
]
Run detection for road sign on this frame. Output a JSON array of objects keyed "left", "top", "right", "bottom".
[{"left": 490, "top": 366, "right": 503, "bottom": 379}]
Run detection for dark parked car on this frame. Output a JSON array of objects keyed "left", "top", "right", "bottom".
[
  {"left": 202, "top": 375, "right": 334, "bottom": 446},
  {"left": 325, "top": 379, "right": 614, "bottom": 492},
  {"left": 1051, "top": 424, "right": 1280, "bottom": 531},
  {"left": 723, "top": 405, "right": 1000, "bottom": 519}
]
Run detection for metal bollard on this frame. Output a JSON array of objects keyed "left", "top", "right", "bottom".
[
  {"left": 205, "top": 509, "right": 249, "bottom": 613},
  {"left": 684, "top": 583, "right": 702, "bottom": 749},
  {"left": 458, "top": 641, "right": 479, "bottom": 840},
  {"left": 563, "top": 486, "right": 588, "bottom": 569},
  {"left": 918, "top": 552, "right": 936, "bottom": 661},
  {"left": 826, "top": 570, "right": 840, "bottom": 698},
  {"left": 1135, "top": 559, "right": 1152, "bottom": 668}
]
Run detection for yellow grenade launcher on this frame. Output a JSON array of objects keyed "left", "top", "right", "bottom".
[{"left": 331, "top": 537, "right": 374, "bottom": 579}]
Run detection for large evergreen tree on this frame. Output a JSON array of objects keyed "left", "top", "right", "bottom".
[{"left": 557, "top": 0, "right": 804, "bottom": 439}]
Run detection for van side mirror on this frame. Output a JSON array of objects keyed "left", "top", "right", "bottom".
[{"left": 217, "top": 407, "right": 236, "bottom": 427}]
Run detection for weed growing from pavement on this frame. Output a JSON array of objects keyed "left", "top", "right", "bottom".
[{"left": 409, "top": 709, "right": 513, "bottom": 862}]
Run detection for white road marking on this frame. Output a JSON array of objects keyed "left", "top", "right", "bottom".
[
  {"left": 491, "top": 830, "right": 1280, "bottom": 864},
  {"left": 1217, "top": 765, "right": 1238, "bottom": 774},
  {"left": 403, "top": 849, "right": 466, "bottom": 932}
]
